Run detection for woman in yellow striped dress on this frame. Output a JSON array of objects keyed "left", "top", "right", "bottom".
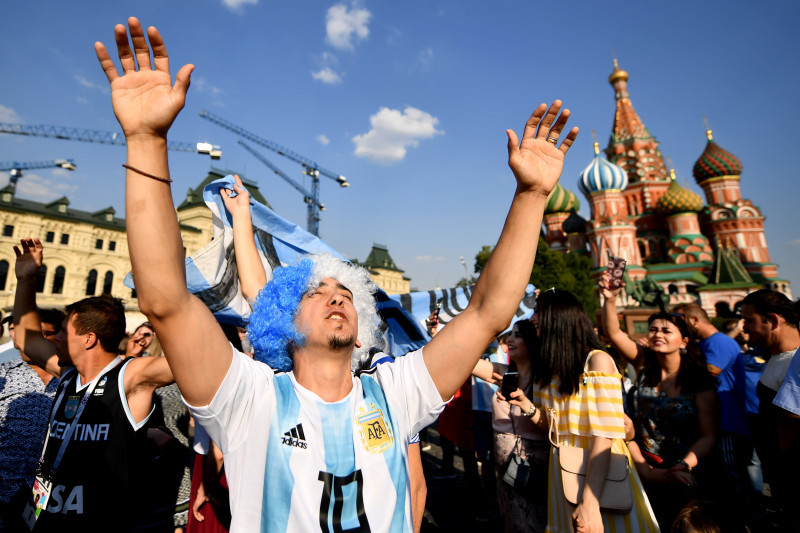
[{"left": 524, "top": 289, "right": 659, "bottom": 533}]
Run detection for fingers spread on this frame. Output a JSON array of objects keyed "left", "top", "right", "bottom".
[
  {"left": 535, "top": 100, "right": 562, "bottom": 140},
  {"left": 114, "top": 23, "right": 135, "bottom": 73},
  {"left": 148, "top": 26, "right": 170, "bottom": 74},
  {"left": 129, "top": 20, "right": 153, "bottom": 71},
  {"left": 547, "top": 108, "right": 571, "bottom": 140},
  {"left": 521, "top": 103, "right": 547, "bottom": 142},
  {"left": 559, "top": 127, "right": 580, "bottom": 154},
  {"left": 94, "top": 42, "right": 119, "bottom": 83}
]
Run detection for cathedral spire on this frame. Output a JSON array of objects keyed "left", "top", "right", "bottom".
[{"left": 605, "top": 59, "right": 669, "bottom": 184}]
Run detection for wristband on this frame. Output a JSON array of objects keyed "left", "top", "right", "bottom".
[{"left": 524, "top": 404, "right": 537, "bottom": 419}]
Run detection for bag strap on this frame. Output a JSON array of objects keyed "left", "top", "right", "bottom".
[
  {"left": 583, "top": 349, "right": 599, "bottom": 374},
  {"left": 547, "top": 408, "right": 560, "bottom": 448}
]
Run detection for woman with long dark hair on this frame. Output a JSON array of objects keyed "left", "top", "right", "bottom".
[
  {"left": 599, "top": 276, "right": 718, "bottom": 529},
  {"left": 530, "top": 289, "right": 658, "bottom": 533},
  {"left": 472, "top": 319, "right": 549, "bottom": 533}
]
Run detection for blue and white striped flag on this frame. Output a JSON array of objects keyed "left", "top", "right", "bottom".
[
  {"left": 127, "top": 175, "right": 429, "bottom": 357},
  {"left": 387, "top": 283, "right": 537, "bottom": 336}
]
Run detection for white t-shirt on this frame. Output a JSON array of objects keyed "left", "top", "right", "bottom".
[
  {"left": 758, "top": 349, "right": 797, "bottom": 392},
  {"left": 188, "top": 346, "right": 445, "bottom": 533}
]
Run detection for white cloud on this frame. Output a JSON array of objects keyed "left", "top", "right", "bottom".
[
  {"left": 415, "top": 255, "right": 445, "bottom": 263},
  {"left": 74, "top": 75, "right": 106, "bottom": 93},
  {"left": 317, "top": 134, "right": 330, "bottom": 146},
  {"left": 312, "top": 67, "right": 343, "bottom": 85},
  {"left": 0, "top": 104, "right": 20, "bottom": 122},
  {"left": 326, "top": 3, "right": 371, "bottom": 51},
  {"left": 789, "top": 239, "right": 800, "bottom": 247},
  {"left": 222, "top": 0, "right": 257, "bottom": 12},
  {"left": 192, "top": 76, "right": 225, "bottom": 96},
  {"left": 352, "top": 106, "right": 443, "bottom": 164},
  {"left": 14, "top": 172, "right": 79, "bottom": 202},
  {"left": 418, "top": 48, "right": 434, "bottom": 68},
  {"left": 76, "top": 96, "right": 89, "bottom": 105}
]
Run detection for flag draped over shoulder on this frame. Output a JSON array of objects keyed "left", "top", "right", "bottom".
[{"left": 127, "top": 175, "right": 429, "bottom": 357}]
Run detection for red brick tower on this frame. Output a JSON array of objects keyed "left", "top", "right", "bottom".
[
  {"left": 693, "top": 129, "right": 776, "bottom": 279},
  {"left": 605, "top": 60, "right": 671, "bottom": 259}
]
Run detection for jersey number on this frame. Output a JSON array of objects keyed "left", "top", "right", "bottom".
[{"left": 318, "top": 469, "right": 370, "bottom": 532}]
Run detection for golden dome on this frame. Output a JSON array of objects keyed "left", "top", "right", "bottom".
[{"left": 608, "top": 58, "right": 629, "bottom": 85}]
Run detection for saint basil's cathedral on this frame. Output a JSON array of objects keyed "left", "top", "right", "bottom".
[{"left": 542, "top": 60, "right": 791, "bottom": 318}]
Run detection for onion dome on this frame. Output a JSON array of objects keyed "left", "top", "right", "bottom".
[
  {"left": 578, "top": 142, "right": 628, "bottom": 196},
  {"left": 562, "top": 210, "right": 587, "bottom": 234},
  {"left": 545, "top": 182, "right": 580, "bottom": 214},
  {"left": 692, "top": 129, "right": 743, "bottom": 183},
  {"left": 608, "top": 58, "right": 629, "bottom": 85},
  {"left": 656, "top": 171, "right": 704, "bottom": 216}
]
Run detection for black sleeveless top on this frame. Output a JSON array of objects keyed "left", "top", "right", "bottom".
[{"left": 35, "top": 358, "right": 150, "bottom": 532}]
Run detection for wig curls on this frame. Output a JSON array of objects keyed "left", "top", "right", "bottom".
[{"left": 247, "top": 253, "right": 381, "bottom": 372}]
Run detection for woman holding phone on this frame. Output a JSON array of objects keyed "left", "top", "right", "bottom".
[
  {"left": 473, "top": 320, "right": 549, "bottom": 533},
  {"left": 599, "top": 274, "right": 719, "bottom": 529}
]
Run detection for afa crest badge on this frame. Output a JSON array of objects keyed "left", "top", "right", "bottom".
[
  {"left": 64, "top": 396, "right": 80, "bottom": 419},
  {"left": 357, "top": 405, "right": 393, "bottom": 454}
]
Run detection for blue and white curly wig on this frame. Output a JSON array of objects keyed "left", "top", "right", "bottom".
[{"left": 247, "top": 253, "right": 381, "bottom": 372}]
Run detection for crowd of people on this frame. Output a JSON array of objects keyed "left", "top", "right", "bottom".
[{"left": 0, "top": 15, "right": 798, "bottom": 533}]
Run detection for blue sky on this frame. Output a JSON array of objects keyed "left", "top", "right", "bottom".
[{"left": 2, "top": 0, "right": 798, "bottom": 292}]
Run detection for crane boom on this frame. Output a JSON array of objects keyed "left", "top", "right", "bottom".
[
  {"left": 0, "top": 159, "right": 76, "bottom": 172},
  {"left": 198, "top": 110, "right": 348, "bottom": 185},
  {"left": 0, "top": 122, "right": 222, "bottom": 158},
  {"left": 238, "top": 140, "right": 323, "bottom": 235},
  {"left": 237, "top": 141, "right": 320, "bottom": 207}
]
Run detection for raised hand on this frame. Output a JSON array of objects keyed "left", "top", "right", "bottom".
[
  {"left": 13, "top": 238, "right": 43, "bottom": 280},
  {"left": 507, "top": 101, "right": 578, "bottom": 197},
  {"left": 598, "top": 272, "right": 624, "bottom": 300},
  {"left": 221, "top": 175, "right": 252, "bottom": 219},
  {"left": 95, "top": 17, "right": 193, "bottom": 140}
]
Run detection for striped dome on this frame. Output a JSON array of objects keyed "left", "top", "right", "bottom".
[
  {"left": 578, "top": 152, "right": 628, "bottom": 196},
  {"left": 545, "top": 183, "right": 580, "bottom": 214},
  {"left": 693, "top": 139, "right": 742, "bottom": 183},
  {"left": 656, "top": 179, "right": 704, "bottom": 216},
  {"left": 562, "top": 210, "right": 587, "bottom": 234}
]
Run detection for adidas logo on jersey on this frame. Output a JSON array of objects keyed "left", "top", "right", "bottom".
[{"left": 281, "top": 423, "right": 308, "bottom": 449}]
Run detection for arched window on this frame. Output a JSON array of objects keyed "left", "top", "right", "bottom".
[
  {"left": 35, "top": 265, "right": 47, "bottom": 293},
  {"left": 0, "top": 260, "right": 8, "bottom": 291},
  {"left": 668, "top": 284, "right": 678, "bottom": 294},
  {"left": 52, "top": 266, "right": 66, "bottom": 295},
  {"left": 86, "top": 269, "right": 97, "bottom": 296},
  {"left": 102, "top": 271, "right": 114, "bottom": 295}
]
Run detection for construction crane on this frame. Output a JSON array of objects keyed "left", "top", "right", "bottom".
[
  {"left": 198, "top": 110, "right": 349, "bottom": 236},
  {"left": 0, "top": 159, "right": 77, "bottom": 188},
  {"left": 0, "top": 122, "right": 222, "bottom": 159},
  {"left": 238, "top": 140, "right": 326, "bottom": 232}
]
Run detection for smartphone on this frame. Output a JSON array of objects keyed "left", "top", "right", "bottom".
[
  {"left": 501, "top": 372, "right": 520, "bottom": 399},
  {"left": 427, "top": 299, "right": 443, "bottom": 328},
  {"left": 605, "top": 254, "right": 627, "bottom": 289}
]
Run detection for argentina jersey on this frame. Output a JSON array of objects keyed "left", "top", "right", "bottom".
[{"left": 188, "top": 345, "right": 446, "bottom": 533}]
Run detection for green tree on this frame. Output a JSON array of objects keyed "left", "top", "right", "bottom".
[{"left": 470, "top": 238, "right": 598, "bottom": 321}]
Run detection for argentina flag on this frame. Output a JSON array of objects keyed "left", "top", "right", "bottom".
[
  {"left": 387, "top": 283, "right": 537, "bottom": 335},
  {"left": 127, "top": 174, "right": 429, "bottom": 357}
]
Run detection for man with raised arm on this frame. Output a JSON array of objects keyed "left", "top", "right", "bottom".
[
  {"left": 96, "top": 17, "right": 577, "bottom": 532},
  {"left": 12, "top": 238, "right": 174, "bottom": 532}
]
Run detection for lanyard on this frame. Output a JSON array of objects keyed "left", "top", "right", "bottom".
[{"left": 38, "top": 357, "right": 122, "bottom": 478}]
